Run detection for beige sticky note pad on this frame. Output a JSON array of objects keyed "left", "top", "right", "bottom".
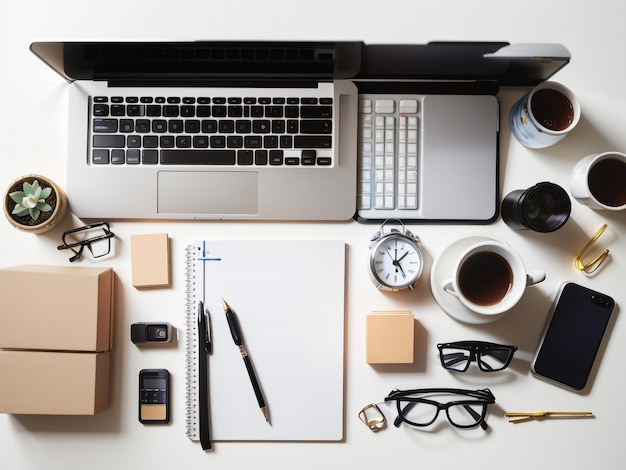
[
  {"left": 366, "top": 311, "right": 415, "bottom": 364},
  {"left": 130, "top": 233, "right": 171, "bottom": 288}
]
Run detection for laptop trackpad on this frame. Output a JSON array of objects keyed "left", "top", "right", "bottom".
[{"left": 157, "top": 171, "right": 258, "bottom": 215}]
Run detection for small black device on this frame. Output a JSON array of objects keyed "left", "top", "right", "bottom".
[
  {"left": 139, "top": 369, "right": 170, "bottom": 424},
  {"left": 531, "top": 282, "right": 615, "bottom": 391},
  {"left": 131, "top": 322, "right": 173, "bottom": 344}
]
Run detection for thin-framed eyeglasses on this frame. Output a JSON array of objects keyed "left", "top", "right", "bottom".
[
  {"left": 437, "top": 340, "right": 518, "bottom": 373},
  {"left": 57, "top": 222, "right": 115, "bottom": 262},
  {"left": 384, "top": 388, "right": 496, "bottom": 431}
]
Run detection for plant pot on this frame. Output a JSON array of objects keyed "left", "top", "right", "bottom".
[{"left": 3, "top": 174, "right": 68, "bottom": 234}]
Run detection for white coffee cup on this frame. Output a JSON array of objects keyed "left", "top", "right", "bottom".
[
  {"left": 509, "top": 81, "right": 581, "bottom": 149},
  {"left": 442, "top": 241, "right": 545, "bottom": 316},
  {"left": 570, "top": 151, "right": 626, "bottom": 210}
]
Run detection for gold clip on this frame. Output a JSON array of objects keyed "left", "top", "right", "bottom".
[
  {"left": 575, "top": 224, "right": 609, "bottom": 274},
  {"left": 358, "top": 403, "right": 386, "bottom": 432},
  {"left": 505, "top": 411, "right": 594, "bottom": 423}
]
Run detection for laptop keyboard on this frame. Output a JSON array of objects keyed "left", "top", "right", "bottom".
[
  {"left": 357, "top": 94, "right": 420, "bottom": 213},
  {"left": 91, "top": 95, "right": 334, "bottom": 167}
]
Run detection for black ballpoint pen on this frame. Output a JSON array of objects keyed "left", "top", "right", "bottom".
[
  {"left": 222, "top": 297, "right": 269, "bottom": 423},
  {"left": 197, "top": 301, "right": 212, "bottom": 450}
]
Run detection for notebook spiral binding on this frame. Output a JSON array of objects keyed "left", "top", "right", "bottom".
[{"left": 184, "top": 244, "right": 199, "bottom": 440}]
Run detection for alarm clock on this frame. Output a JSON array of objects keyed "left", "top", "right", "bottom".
[{"left": 368, "top": 219, "right": 423, "bottom": 291}]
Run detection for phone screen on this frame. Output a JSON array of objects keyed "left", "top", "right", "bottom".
[{"left": 532, "top": 282, "right": 615, "bottom": 391}]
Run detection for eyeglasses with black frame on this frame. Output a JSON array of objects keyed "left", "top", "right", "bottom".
[
  {"left": 384, "top": 388, "right": 496, "bottom": 431},
  {"left": 437, "top": 340, "right": 518, "bottom": 373},
  {"left": 57, "top": 222, "right": 115, "bottom": 262}
]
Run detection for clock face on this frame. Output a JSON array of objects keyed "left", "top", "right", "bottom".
[{"left": 371, "top": 235, "right": 423, "bottom": 289}]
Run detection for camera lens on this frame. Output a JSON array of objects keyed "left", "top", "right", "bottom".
[
  {"left": 147, "top": 324, "right": 169, "bottom": 341},
  {"left": 502, "top": 182, "right": 571, "bottom": 232}
]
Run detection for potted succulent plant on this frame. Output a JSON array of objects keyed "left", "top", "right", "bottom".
[{"left": 3, "top": 174, "right": 68, "bottom": 234}]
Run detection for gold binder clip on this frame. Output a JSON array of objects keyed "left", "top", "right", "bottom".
[
  {"left": 575, "top": 224, "right": 610, "bottom": 274},
  {"left": 358, "top": 403, "right": 386, "bottom": 432}
]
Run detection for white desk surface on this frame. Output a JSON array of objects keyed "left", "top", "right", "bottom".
[{"left": 1, "top": 1, "right": 624, "bottom": 468}]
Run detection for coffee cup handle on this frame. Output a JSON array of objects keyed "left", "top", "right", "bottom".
[
  {"left": 442, "top": 279, "right": 459, "bottom": 297},
  {"left": 526, "top": 270, "right": 546, "bottom": 286}
]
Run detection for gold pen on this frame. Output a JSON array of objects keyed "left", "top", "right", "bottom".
[{"left": 505, "top": 411, "right": 594, "bottom": 423}]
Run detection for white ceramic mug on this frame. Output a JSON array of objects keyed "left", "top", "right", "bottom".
[
  {"left": 509, "top": 81, "right": 581, "bottom": 149},
  {"left": 570, "top": 151, "right": 626, "bottom": 210},
  {"left": 442, "top": 241, "right": 545, "bottom": 316}
]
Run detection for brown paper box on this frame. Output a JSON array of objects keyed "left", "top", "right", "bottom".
[
  {"left": 0, "top": 265, "right": 114, "bottom": 415},
  {"left": 0, "top": 265, "right": 113, "bottom": 352},
  {"left": 0, "top": 350, "right": 110, "bottom": 415},
  {"left": 366, "top": 311, "right": 415, "bottom": 364}
]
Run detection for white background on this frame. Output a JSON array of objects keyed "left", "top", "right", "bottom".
[{"left": 1, "top": 1, "right": 625, "bottom": 469}]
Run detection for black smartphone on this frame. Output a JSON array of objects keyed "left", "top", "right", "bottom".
[
  {"left": 531, "top": 282, "right": 615, "bottom": 391},
  {"left": 139, "top": 369, "right": 170, "bottom": 424}
]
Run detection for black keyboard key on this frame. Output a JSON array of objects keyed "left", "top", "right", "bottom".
[
  {"left": 301, "top": 98, "right": 318, "bottom": 104},
  {"left": 212, "top": 105, "right": 227, "bottom": 117},
  {"left": 126, "top": 97, "right": 139, "bottom": 103},
  {"left": 227, "top": 136, "right": 243, "bottom": 148},
  {"left": 320, "top": 98, "right": 333, "bottom": 105},
  {"left": 143, "top": 136, "right": 159, "bottom": 148},
  {"left": 111, "top": 150, "right": 125, "bottom": 164},
  {"left": 302, "top": 150, "right": 317, "bottom": 165},
  {"left": 160, "top": 150, "right": 236, "bottom": 165},
  {"left": 160, "top": 136, "right": 175, "bottom": 148},
  {"left": 127, "top": 149, "right": 141, "bottom": 164},
  {"left": 197, "top": 105, "right": 211, "bottom": 117},
  {"left": 193, "top": 136, "right": 209, "bottom": 148},
  {"left": 269, "top": 150, "right": 284, "bottom": 165},
  {"left": 264, "top": 135, "right": 278, "bottom": 148},
  {"left": 253, "top": 120, "right": 271, "bottom": 133},
  {"left": 294, "top": 135, "right": 332, "bottom": 148},
  {"left": 167, "top": 97, "right": 181, "bottom": 104},
  {"left": 255, "top": 150, "right": 268, "bottom": 165},
  {"left": 301, "top": 106, "right": 332, "bottom": 118},
  {"left": 93, "top": 119, "right": 118, "bottom": 133},
  {"left": 143, "top": 150, "right": 158, "bottom": 164},
  {"left": 280, "top": 136, "right": 293, "bottom": 148},
  {"left": 219, "top": 120, "right": 235, "bottom": 133},
  {"left": 285, "top": 106, "right": 299, "bottom": 118},
  {"left": 287, "top": 120, "right": 299, "bottom": 133},
  {"left": 238, "top": 150, "right": 254, "bottom": 165},
  {"left": 169, "top": 120, "right": 184, "bottom": 133},
  {"left": 317, "top": 157, "right": 332, "bottom": 165},
  {"left": 185, "top": 120, "right": 201, "bottom": 133},
  {"left": 210, "top": 136, "right": 226, "bottom": 148},
  {"left": 147, "top": 105, "right": 161, "bottom": 117},
  {"left": 300, "top": 120, "right": 332, "bottom": 134},
  {"left": 136, "top": 120, "right": 151, "bottom": 133},
  {"left": 120, "top": 119, "right": 134, "bottom": 133},
  {"left": 285, "top": 157, "right": 300, "bottom": 165},
  {"left": 272, "top": 120, "right": 285, "bottom": 133},
  {"left": 163, "top": 105, "right": 179, "bottom": 117},
  {"left": 244, "top": 136, "right": 263, "bottom": 148},
  {"left": 213, "top": 97, "right": 226, "bottom": 104},
  {"left": 127, "top": 135, "right": 141, "bottom": 148},
  {"left": 258, "top": 98, "right": 271, "bottom": 104},
  {"left": 93, "top": 104, "right": 109, "bottom": 116},
  {"left": 92, "top": 149, "right": 110, "bottom": 164},
  {"left": 265, "top": 106, "right": 283, "bottom": 118},
  {"left": 111, "top": 105, "right": 126, "bottom": 116},
  {"left": 236, "top": 120, "right": 252, "bottom": 133},
  {"left": 181, "top": 106, "right": 195, "bottom": 117},
  {"left": 176, "top": 136, "right": 192, "bottom": 148},
  {"left": 152, "top": 120, "right": 167, "bottom": 133},
  {"left": 127, "top": 105, "right": 145, "bottom": 116},
  {"left": 140, "top": 97, "right": 154, "bottom": 103},
  {"left": 202, "top": 120, "right": 218, "bottom": 133},
  {"left": 93, "top": 135, "right": 125, "bottom": 148},
  {"left": 94, "top": 96, "right": 108, "bottom": 103},
  {"left": 228, "top": 106, "right": 243, "bottom": 117}
]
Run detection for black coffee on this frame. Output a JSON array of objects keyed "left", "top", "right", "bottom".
[
  {"left": 588, "top": 158, "right": 626, "bottom": 207},
  {"left": 530, "top": 88, "right": 574, "bottom": 131},
  {"left": 458, "top": 252, "right": 513, "bottom": 306}
]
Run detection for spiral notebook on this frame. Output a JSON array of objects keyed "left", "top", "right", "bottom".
[{"left": 184, "top": 239, "right": 346, "bottom": 442}]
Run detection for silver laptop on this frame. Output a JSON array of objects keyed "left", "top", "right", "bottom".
[
  {"left": 30, "top": 41, "right": 570, "bottom": 223},
  {"left": 30, "top": 41, "right": 361, "bottom": 221}
]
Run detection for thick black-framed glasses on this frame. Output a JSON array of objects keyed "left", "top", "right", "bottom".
[
  {"left": 384, "top": 388, "right": 496, "bottom": 430},
  {"left": 57, "top": 222, "right": 115, "bottom": 262},
  {"left": 437, "top": 341, "right": 518, "bottom": 373}
]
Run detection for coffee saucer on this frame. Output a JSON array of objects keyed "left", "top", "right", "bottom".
[{"left": 430, "top": 236, "right": 510, "bottom": 324}]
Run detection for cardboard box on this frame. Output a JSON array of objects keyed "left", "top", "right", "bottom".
[
  {"left": 0, "top": 265, "right": 113, "bottom": 352},
  {"left": 0, "top": 265, "right": 114, "bottom": 415},
  {"left": 130, "top": 233, "right": 170, "bottom": 288},
  {"left": 0, "top": 350, "right": 110, "bottom": 415},
  {"left": 366, "top": 311, "right": 415, "bottom": 364}
]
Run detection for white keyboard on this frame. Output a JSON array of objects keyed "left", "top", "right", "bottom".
[{"left": 357, "top": 94, "right": 420, "bottom": 214}]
